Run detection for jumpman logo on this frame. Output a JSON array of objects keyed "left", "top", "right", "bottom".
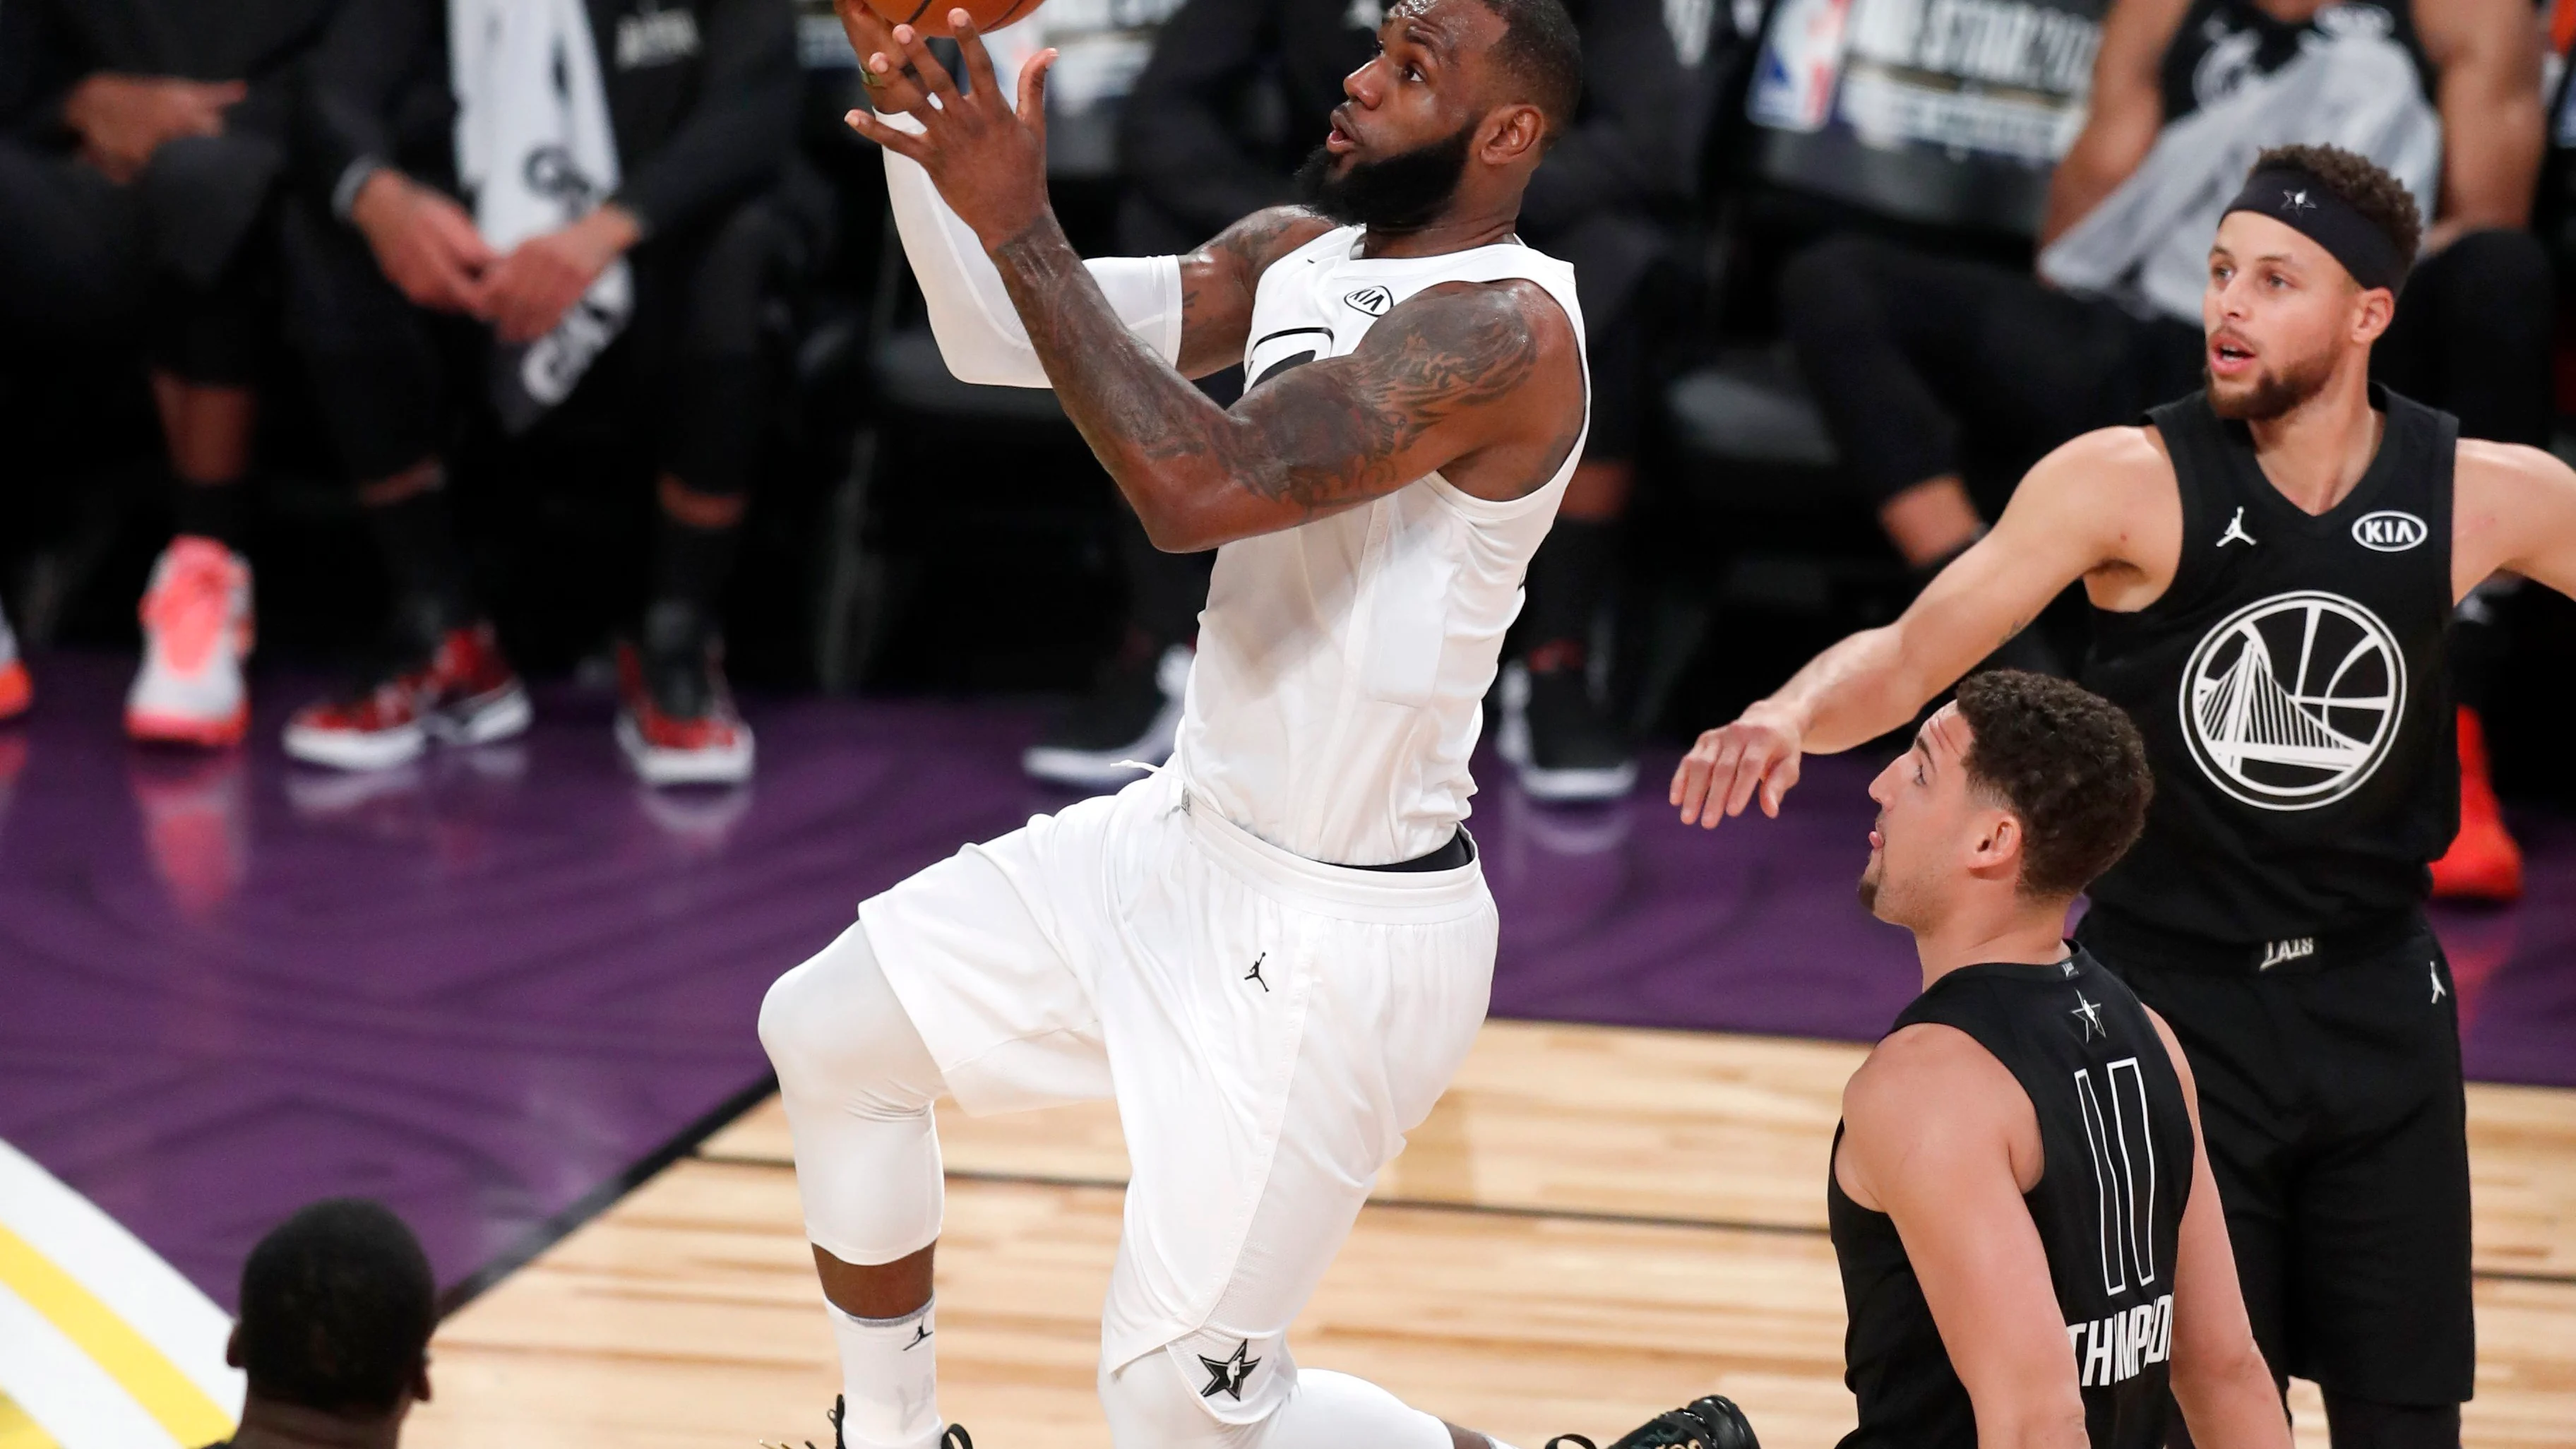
[
  {"left": 902, "top": 1323, "right": 932, "bottom": 1351},
  {"left": 2430, "top": 960, "right": 2447, "bottom": 1004},
  {"left": 2071, "top": 994, "right": 2107, "bottom": 1042},
  {"left": 2284, "top": 188, "right": 2315, "bottom": 212},
  {"left": 2217, "top": 507, "right": 2257, "bottom": 549},
  {"left": 1246, "top": 953, "right": 1270, "bottom": 992}
]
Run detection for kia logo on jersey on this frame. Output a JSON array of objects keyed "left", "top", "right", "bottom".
[
  {"left": 2350, "top": 511, "right": 2428, "bottom": 552},
  {"left": 1344, "top": 285, "right": 1393, "bottom": 316}
]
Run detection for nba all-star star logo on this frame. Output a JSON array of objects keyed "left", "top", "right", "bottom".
[
  {"left": 1200, "top": 1340, "right": 1261, "bottom": 1400},
  {"left": 2071, "top": 994, "right": 2106, "bottom": 1041},
  {"left": 2178, "top": 590, "right": 2405, "bottom": 811}
]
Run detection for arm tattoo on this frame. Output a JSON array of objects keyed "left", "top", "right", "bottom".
[
  {"left": 989, "top": 210, "right": 1557, "bottom": 544},
  {"left": 1232, "top": 287, "right": 1543, "bottom": 513}
]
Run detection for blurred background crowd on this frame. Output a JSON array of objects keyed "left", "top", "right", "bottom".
[{"left": 6, "top": 0, "right": 2576, "bottom": 897}]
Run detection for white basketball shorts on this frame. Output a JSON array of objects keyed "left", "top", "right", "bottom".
[{"left": 855, "top": 765, "right": 1495, "bottom": 1407}]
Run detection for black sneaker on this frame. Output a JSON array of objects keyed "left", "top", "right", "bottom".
[
  {"left": 1022, "top": 641, "right": 1191, "bottom": 791},
  {"left": 617, "top": 600, "right": 755, "bottom": 787},
  {"left": 1550, "top": 1395, "right": 1760, "bottom": 1449},
  {"left": 769, "top": 1397, "right": 974, "bottom": 1449},
  {"left": 1497, "top": 661, "right": 1637, "bottom": 802}
]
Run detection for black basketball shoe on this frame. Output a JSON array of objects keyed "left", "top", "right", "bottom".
[
  {"left": 1549, "top": 1395, "right": 1760, "bottom": 1449},
  {"left": 1497, "top": 660, "right": 1636, "bottom": 802},
  {"left": 771, "top": 1395, "right": 974, "bottom": 1449},
  {"left": 1022, "top": 640, "right": 1191, "bottom": 791}
]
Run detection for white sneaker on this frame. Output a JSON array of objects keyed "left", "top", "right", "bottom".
[{"left": 126, "top": 537, "right": 254, "bottom": 748}]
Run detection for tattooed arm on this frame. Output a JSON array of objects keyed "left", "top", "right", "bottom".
[
  {"left": 835, "top": 5, "right": 1582, "bottom": 549},
  {"left": 1002, "top": 219, "right": 1578, "bottom": 548}
]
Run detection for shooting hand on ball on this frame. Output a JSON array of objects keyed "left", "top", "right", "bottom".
[{"left": 837, "top": 4, "right": 1056, "bottom": 252}]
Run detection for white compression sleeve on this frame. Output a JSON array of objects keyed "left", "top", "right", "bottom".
[{"left": 881, "top": 142, "right": 1183, "bottom": 388}]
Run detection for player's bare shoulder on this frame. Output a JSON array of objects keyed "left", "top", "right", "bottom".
[
  {"left": 1839, "top": 1022, "right": 2033, "bottom": 1210},
  {"left": 2006, "top": 423, "right": 2185, "bottom": 611},
  {"left": 2026, "top": 422, "right": 2176, "bottom": 504},
  {"left": 1196, "top": 206, "right": 1339, "bottom": 283},
  {"left": 2453, "top": 436, "right": 2576, "bottom": 599},
  {"left": 1359, "top": 276, "right": 1584, "bottom": 501}
]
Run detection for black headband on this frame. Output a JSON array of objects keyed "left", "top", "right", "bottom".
[{"left": 2222, "top": 166, "right": 2407, "bottom": 293}]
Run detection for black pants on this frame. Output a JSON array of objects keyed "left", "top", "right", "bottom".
[
  {"left": 2075, "top": 910, "right": 2475, "bottom": 1419},
  {"left": 293, "top": 192, "right": 785, "bottom": 496},
  {"left": 1781, "top": 227, "right": 2557, "bottom": 511},
  {"left": 0, "top": 136, "right": 272, "bottom": 386},
  {"left": 600, "top": 197, "right": 784, "bottom": 501}
]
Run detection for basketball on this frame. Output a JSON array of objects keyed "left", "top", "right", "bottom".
[{"left": 847, "top": 0, "right": 1044, "bottom": 39}]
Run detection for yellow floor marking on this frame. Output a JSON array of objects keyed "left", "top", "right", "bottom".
[
  {"left": 0, "top": 1389, "right": 59, "bottom": 1449},
  {"left": 0, "top": 1224, "right": 232, "bottom": 1448}
]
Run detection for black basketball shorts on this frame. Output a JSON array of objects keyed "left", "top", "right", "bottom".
[{"left": 2075, "top": 910, "right": 2475, "bottom": 1406}]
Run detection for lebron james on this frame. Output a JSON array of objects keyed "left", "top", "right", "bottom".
[{"left": 761, "top": 3, "right": 1746, "bottom": 1448}]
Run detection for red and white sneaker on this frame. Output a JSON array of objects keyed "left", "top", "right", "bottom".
[
  {"left": 614, "top": 626, "right": 753, "bottom": 787},
  {"left": 127, "top": 537, "right": 254, "bottom": 747},
  {"left": 0, "top": 602, "right": 29, "bottom": 722},
  {"left": 2431, "top": 705, "right": 2524, "bottom": 902},
  {"left": 285, "top": 621, "right": 532, "bottom": 771}
]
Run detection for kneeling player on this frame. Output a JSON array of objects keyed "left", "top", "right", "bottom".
[
  {"left": 1832, "top": 673, "right": 2284, "bottom": 1449},
  {"left": 1558, "top": 680, "right": 2284, "bottom": 1449}
]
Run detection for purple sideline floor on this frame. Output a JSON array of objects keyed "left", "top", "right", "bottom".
[{"left": 4, "top": 650, "right": 2574, "bottom": 1308}]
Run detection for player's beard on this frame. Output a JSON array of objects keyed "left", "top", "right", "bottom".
[
  {"left": 1294, "top": 121, "right": 1477, "bottom": 233},
  {"left": 2207, "top": 345, "right": 2336, "bottom": 422}
]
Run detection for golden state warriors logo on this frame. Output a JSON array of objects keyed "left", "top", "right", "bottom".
[{"left": 2178, "top": 590, "right": 2404, "bottom": 812}]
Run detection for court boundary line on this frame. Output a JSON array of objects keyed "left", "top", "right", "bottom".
[{"left": 437, "top": 1073, "right": 780, "bottom": 1318}]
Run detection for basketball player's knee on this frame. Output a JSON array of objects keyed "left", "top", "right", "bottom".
[
  {"left": 1098, "top": 1350, "right": 1260, "bottom": 1449},
  {"left": 1098, "top": 1357, "right": 1452, "bottom": 1449},
  {"left": 759, "top": 925, "right": 937, "bottom": 1114}
]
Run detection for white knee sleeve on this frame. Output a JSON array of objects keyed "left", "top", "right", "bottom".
[
  {"left": 758, "top": 922, "right": 949, "bottom": 1265},
  {"left": 1099, "top": 1352, "right": 1453, "bottom": 1449}
]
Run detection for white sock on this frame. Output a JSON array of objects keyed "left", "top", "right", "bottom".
[{"left": 829, "top": 1297, "right": 940, "bottom": 1449}]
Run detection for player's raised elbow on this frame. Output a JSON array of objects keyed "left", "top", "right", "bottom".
[
  {"left": 1142, "top": 511, "right": 1221, "bottom": 554},
  {"left": 1133, "top": 489, "right": 1241, "bottom": 554}
]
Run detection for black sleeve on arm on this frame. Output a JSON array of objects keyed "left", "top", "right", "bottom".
[
  {"left": 1518, "top": 0, "right": 1697, "bottom": 235},
  {"left": 1, "top": 0, "right": 88, "bottom": 145},
  {"left": 612, "top": 0, "right": 799, "bottom": 237},
  {"left": 297, "top": 0, "right": 441, "bottom": 205},
  {"left": 1116, "top": 0, "right": 1296, "bottom": 242}
]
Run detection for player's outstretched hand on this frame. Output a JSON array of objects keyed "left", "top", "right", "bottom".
[
  {"left": 836, "top": 3, "right": 1055, "bottom": 251},
  {"left": 1671, "top": 705, "right": 1805, "bottom": 828}
]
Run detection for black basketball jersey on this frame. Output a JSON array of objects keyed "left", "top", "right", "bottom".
[
  {"left": 1830, "top": 954, "right": 2197, "bottom": 1449},
  {"left": 2157, "top": 0, "right": 2432, "bottom": 125},
  {"left": 2081, "top": 387, "right": 2457, "bottom": 945}
]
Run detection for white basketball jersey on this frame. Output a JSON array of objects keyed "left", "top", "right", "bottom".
[{"left": 1171, "top": 225, "right": 1589, "bottom": 867}]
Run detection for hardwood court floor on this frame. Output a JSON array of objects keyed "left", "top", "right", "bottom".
[{"left": 404, "top": 1023, "right": 2576, "bottom": 1449}]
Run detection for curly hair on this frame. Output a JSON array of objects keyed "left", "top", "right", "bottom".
[
  {"left": 2251, "top": 143, "right": 2423, "bottom": 274},
  {"left": 1953, "top": 671, "right": 2154, "bottom": 901}
]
